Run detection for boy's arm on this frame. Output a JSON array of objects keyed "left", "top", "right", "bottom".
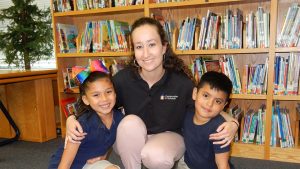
[
  {"left": 215, "top": 152, "right": 230, "bottom": 169},
  {"left": 58, "top": 140, "right": 80, "bottom": 169},
  {"left": 209, "top": 111, "right": 239, "bottom": 148}
]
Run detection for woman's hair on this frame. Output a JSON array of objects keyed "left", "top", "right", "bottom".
[
  {"left": 76, "top": 71, "right": 113, "bottom": 117},
  {"left": 128, "top": 17, "right": 193, "bottom": 80}
]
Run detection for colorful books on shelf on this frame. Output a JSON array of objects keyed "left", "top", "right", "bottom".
[
  {"left": 241, "top": 58, "right": 268, "bottom": 95},
  {"left": 277, "top": 3, "right": 300, "bottom": 47},
  {"left": 245, "top": 7, "right": 270, "bottom": 48},
  {"left": 177, "top": 17, "right": 199, "bottom": 50},
  {"left": 79, "top": 20, "right": 130, "bottom": 53},
  {"left": 241, "top": 104, "right": 266, "bottom": 144},
  {"left": 274, "top": 53, "right": 300, "bottom": 95},
  {"left": 197, "top": 10, "right": 220, "bottom": 50},
  {"left": 57, "top": 23, "right": 78, "bottom": 53},
  {"left": 219, "top": 8, "right": 243, "bottom": 49},
  {"left": 270, "top": 101, "right": 294, "bottom": 148}
]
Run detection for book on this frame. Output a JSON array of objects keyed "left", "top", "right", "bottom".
[
  {"left": 60, "top": 97, "right": 78, "bottom": 117},
  {"left": 57, "top": 23, "right": 78, "bottom": 53}
]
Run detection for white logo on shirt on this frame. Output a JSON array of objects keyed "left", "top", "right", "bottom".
[{"left": 160, "top": 95, "right": 178, "bottom": 100}]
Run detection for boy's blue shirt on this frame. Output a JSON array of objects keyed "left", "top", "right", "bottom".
[
  {"left": 48, "top": 109, "right": 123, "bottom": 169},
  {"left": 183, "top": 111, "right": 230, "bottom": 169}
]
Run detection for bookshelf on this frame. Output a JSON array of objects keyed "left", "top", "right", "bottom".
[{"left": 50, "top": 0, "right": 300, "bottom": 163}]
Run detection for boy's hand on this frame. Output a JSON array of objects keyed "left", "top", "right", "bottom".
[
  {"left": 209, "top": 121, "right": 238, "bottom": 148},
  {"left": 66, "top": 115, "right": 87, "bottom": 144}
]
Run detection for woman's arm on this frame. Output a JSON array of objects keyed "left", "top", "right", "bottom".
[
  {"left": 66, "top": 115, "right": 87, "bottom": 144},
  {"left": 58, "top": 139, "right": 80, "bottom": 169},
  {"left": 209, "top": 111, "right": 239, "bottom": 148},
  {"left": 215, "top": 152, "right": 230, "bottom": 169}
]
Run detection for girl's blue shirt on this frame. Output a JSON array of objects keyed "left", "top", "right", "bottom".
[{"left": 48, "top": 109, "right": 123, "bottom": 169}]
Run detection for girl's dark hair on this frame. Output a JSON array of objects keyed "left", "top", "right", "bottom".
[
  {"left": 76, "top": 71, "right": 113, "bottom": 117},
  {"left": 128, "top": 17, "right": 193, "bottom": 80}
]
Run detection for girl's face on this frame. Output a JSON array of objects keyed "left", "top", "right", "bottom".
[
  {"left": 132, "top": 24, "right": 167, "bottom": 73},
  {"left": 82, "top": 78, "right": 116, "bottom": 116}
]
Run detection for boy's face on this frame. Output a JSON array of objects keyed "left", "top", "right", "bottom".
[
  {"left": 192, "top": 83, "right": 228, "bottom": 124},
  {"left": 82, "top": 78, "right": 116, "bottom": 116}
]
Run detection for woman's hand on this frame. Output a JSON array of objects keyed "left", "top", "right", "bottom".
[
  {"left": 209, "top": 121, "right": 238, "bottom": 148},
  {"left": 66, "top": 115, "right": 87, "bottom": 144}
]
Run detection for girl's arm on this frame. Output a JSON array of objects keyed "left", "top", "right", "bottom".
[
  {"left": 215, "top": 152, "right": 230, "bottom": 169},
  {"left": 58, "top": 139, "right": 80, "bottom": 169},
  {"left": 209, "top": 111, "right": 239, "bottom": 148},
  {"left": 66, "top": 115, "right": 87, "bottom": 143}
]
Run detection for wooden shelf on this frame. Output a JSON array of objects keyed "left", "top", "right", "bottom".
[
  {"left": 53, "top": 5, "right": 145, "bottom": 17},
  {"left": 270, "top": 146, "right": 300, "bottom": 163},
  {"left": 276, "top": 47, "right": 300, "bottom": 53},
  {"left": 231, "top": 142, "right": 265, "bottom": 159},
  {"left": 57, "top": 52, "right": 133, "bottom": 58},
  {"left": 273, "top": 95, "right": 300, "bottom": 101},
  {"left": 230, "top": 94, "right": 267, "bottom": 100},
  {"left": 174, "top": 48, "right": 269, "bottom": 55},
  {"left": 149, "top": 0, "right": 242, "bottom": 9}
]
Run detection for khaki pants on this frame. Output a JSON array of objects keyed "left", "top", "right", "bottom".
[{"left": 114, "top": 115, "right": 185, "bottom": 169}]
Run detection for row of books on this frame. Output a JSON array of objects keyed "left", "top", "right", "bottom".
[
  {"left": 177, "top": 17, "right": 198, "bottom": 50},
  {"left": 241, "top": 104, "right": 266, "bottom": 145},
  {"left": 242, "top": 58, "right": 268, "bottom": 95},
  {"left": 53, "top": 0, "right": 143, "bottom": 12},
  {"left": 57, "top": 20, "right": 131, "bottom": 53},
  {"left": 277, "top": 3, "right": 300, "bottom": 47},
  {"left": 270, "top": 102, "right": 295, "bottom": 148},
  {"left": 175, "top": 7, "right": 269, "bottom": 51},
  {"left": 79, "top": 20, "right": 130, "bottom": 53},
  {"left": 274, "top": 53, "right": 300, "bottom": 95},
  {"left": 245, "top": 7, "right": 270, "bottom": 48}
]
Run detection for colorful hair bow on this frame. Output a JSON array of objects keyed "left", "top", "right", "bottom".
[{"left": 75, "top": 60, "right": 109, "bottom": 84}]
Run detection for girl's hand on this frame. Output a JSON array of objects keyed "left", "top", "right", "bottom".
[
  {"left": 66, "top": 115, "right": 87, "bottom": 144},
  {"left": 209, "top": 121, "right": 238, "bottom": 148}
]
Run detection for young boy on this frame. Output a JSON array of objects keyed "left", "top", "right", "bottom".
[{"left": 179, "top": 71, "right": 233, "bottom": 169}]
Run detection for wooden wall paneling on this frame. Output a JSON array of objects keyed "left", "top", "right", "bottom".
[{"left": 0, "top": 85, "right": 13, "bottom": 138}]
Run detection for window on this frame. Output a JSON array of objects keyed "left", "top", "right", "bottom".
[{"left": 0, "top": 0, "right": 55, "bottom": 70}]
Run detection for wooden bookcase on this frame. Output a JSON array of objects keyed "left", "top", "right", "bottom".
[{"left": 50, "top": 0, "right": 300, "bottom": 163}]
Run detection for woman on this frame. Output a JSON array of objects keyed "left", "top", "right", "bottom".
[{"left": 66, "top": 17, "right": 238, "bottom": 169}]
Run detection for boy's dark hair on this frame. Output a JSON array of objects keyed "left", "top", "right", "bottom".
[
  {"left": 197, "top": 71, "right": 232, "bottom": 101},
  {"left": 76, "top": 71, "right": 113, "bottom": 117}
]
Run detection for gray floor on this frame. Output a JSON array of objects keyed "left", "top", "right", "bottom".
[{"left": 1, "top": 138, "right": 300, "bottom": 169}]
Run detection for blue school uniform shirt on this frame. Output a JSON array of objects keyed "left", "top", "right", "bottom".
[
  {"left": 183, "top": 111, "right": 230, "bottom": 169},
  {"left": 48, "top": 109, "right": 123, "bottom": 169}
]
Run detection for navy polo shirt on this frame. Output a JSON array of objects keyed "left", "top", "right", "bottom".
[
  {"left": 183, "top": 111, "right": 230, "bottom": 169},
  {"left": 113, "top": 68, "right": 194, "bottom": 134},
  {"left": 48, "top": 109, "right": 123, "bottom": 169}
]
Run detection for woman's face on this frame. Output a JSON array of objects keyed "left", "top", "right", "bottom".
[{"left": 132, "top": 24, "right": 167, "bottom": 73}]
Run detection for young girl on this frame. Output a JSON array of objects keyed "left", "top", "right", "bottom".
[{"left": 48, "top": 71, "right": 123, "bottom": 169}]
